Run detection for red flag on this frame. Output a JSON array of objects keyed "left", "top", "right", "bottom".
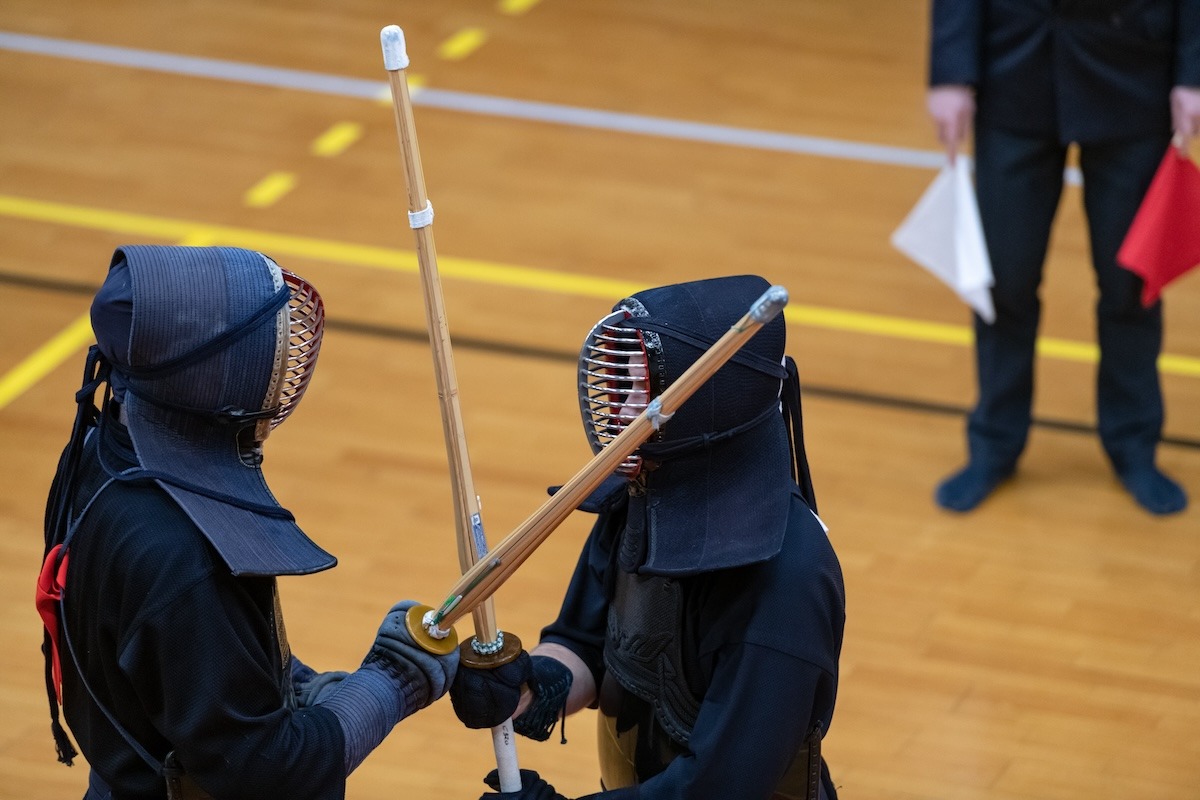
[{"left": 1117, "top": 147, "right": 1200, "bottom": 307}]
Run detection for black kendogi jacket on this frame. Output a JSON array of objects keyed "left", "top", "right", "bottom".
[
  {"left": 541, "top": 489, "right": 845, "bottom": 799},
  {"left": 56, "top": 418, "right": 345, "bottom": 799}
]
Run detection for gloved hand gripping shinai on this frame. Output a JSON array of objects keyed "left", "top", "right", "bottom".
[
  {"left": 364, "top": 600, "right": 458, "bottom": 710},
  {"left": 451, "top": 652, "right": 573, "bottom": 742},
  {"left": 315, "top": 600, "right": 459, "bottom": 774},
  {"left": 480, "top": 768, "right": 570, "bottom": 800},
  {"left": 451, "top": 649, "right": 534, "bottom": 729}
]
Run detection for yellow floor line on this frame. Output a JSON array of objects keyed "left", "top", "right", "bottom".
[
  {"left": 0, "top": 192, "right": 1197, "bottom": 413},
  {"left": 499, "top": 0, "right": 543, "bottom": 14},
  {"left": 244, "top": 171, "right": 297, "bottom": 207},
  {"left": 0, "top": 313, "right": 94, "bottom": 410},
  {"left": 1036, "top": 337, "right": 1098, "bottom": 363},
  {"left": 311, "top": 122, "right": 363, "bottom": 157},
  {"left": 438, "top": 28, "right": 488, "bottom": 61},
  {"left": 789, "top": 305, "right": 971, "bottom": 347},
  {"left": 0, "top": 229, "right": 218, "bottom": 411}
]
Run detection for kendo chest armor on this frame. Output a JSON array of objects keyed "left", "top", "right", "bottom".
[
  {"left": 603, "top": 568, "right": 701, "bottom": 746},
  {"left": 599, "top": 568, "right": 826, "bottom": 799}
]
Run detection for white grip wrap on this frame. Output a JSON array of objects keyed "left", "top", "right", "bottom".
[
  {"left": 408, "top": 201, "right": 434, "bottom": 229},
  {"left": 493, "top": 724, "right": 522, "bottom": 791},
  {"left": 380, "top": 25, "right": 410, "bottom": 71}
]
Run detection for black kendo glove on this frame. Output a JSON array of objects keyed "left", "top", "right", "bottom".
[
  {"left": 363, "top": 600, "right": 459, "bottom": 713},
  {"left": 451, "top": 653, "right": 574, "bottom": 741},
  {"left": 480, "top": 769, "right": 568, "bottom": 800},
  {"left": 451, "top": 648, "right": 534, "bottom": 729}
]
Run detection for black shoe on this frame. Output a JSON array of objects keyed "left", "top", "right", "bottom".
[
  {"left": 1116, "top": 464, "right": 1188, "bottom": 515},
  {"left": 935, "top": 462, "right": 1013, "bottom": 512}
]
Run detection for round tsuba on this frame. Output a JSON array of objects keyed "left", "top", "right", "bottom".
[
  {"left": 404, "top": 603, "right": 459, "bottom": 655},
  {"left": 459, "top": 631, "right": 525, "bottom": 669}
]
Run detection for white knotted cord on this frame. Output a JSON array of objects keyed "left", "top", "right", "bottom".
[
  {"left": 471, "top": 632, "right": 506, "bottom": 656},
  {"left": 646, "top": 398, "right": 675, "bottom": 430},
  {"left": 423, "top": 608, "right": 452, "bottom": 639}
]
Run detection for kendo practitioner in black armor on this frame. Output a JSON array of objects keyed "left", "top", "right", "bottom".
[
  {"left": 36, "top": 246, "right": 459, "bottom": 799},
  {"left": 449, "top": 275, "right": 846, "bottom": 800}
]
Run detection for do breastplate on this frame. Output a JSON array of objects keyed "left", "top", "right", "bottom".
[
  {"left": 600, "top": 566, "right": 827, "bottom": 799},
  {"left": 603, "top": 569, "right": 701, "bottom": 746}
]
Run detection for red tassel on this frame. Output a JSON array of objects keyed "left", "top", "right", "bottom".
[{"left": 36, "top": 544, "right": 70, "bottom": 704}]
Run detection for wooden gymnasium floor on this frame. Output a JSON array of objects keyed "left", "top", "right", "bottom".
[{"left": 2, "top": 2, "right": 1199, "bottom": 798}]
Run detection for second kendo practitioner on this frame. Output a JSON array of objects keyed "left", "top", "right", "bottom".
[
  {"left": 450, "top": 275, "right": 846, "bottom": 799},
  {"left": 36, "top": 246, "right": 458, "bottom": 799}
]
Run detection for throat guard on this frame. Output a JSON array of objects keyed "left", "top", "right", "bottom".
[
  {"left": 581, "top": 275, "right": 817, "bottom": 576},
  {"left": 80, "top": 245, "right": 334, "bottom": 576}
]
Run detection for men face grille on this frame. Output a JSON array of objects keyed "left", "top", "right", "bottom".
[{"left": 579, "top": 310, "right": 650, "bottom": 477}]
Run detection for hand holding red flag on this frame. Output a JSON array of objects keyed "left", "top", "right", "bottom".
[{"left": 1117, "top": 145, "right": 1200, "bottom": 307}]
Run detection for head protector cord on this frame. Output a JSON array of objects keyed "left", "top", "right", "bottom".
[{"left": 578, "top": 274, "right": 817, "bottom": 576}]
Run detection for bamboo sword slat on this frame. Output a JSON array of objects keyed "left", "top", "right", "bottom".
[{"left": 381, "top": 24, "right": 519, "bottom": 792}]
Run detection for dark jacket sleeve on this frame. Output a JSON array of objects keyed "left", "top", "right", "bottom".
[
  {"left": 929, "top": 0, "right": 983, "bottom": 86},
  {"left": 1179, "top": 0, "right": 1200, "bottom": 86}
]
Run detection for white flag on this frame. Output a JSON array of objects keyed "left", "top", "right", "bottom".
[{"left": 891, "top": 157, "right": 996, "bottom": 324}]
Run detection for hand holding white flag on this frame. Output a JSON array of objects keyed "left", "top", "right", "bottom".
[{"left": 891, "top": 158, "right": 996, "bottom": 323}]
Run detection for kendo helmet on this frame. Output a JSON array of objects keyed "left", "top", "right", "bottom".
[
  {"left": 83, "top": 245, "right": 336, "bottom": 576},
  {"left": 578, "top": 275, "right": 816, "bottom": 576}
]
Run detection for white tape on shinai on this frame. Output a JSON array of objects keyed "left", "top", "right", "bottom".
[{"left": 380, "top": 25, "right": 410, "bottom": 71}]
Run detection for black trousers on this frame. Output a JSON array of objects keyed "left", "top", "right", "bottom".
[{"left": 967, "top": 125, "right": 1172, "bottom": 472}]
